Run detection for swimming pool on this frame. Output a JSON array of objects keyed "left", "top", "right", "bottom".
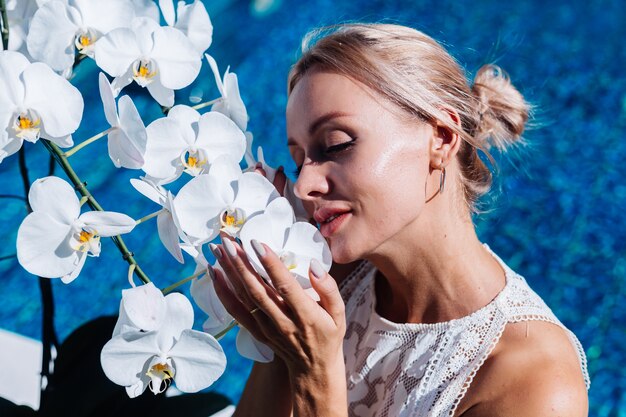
[{"left": 0, "top": 0, "right": 624, "bottom": 414}]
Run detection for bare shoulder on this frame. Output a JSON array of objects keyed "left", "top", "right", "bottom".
[{"left": 457, "top": 320, "right": 588, "bottom": 417}]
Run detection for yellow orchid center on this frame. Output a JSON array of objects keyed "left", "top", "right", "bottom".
[
  {"left": 132, "top": 59, "right": 157, "bottom": 87},
  {"left": 219, "top": 208, "right": 246, "bottom": 235},
  {"left": 13, "top": 111, "right": 41, "bottom": 142},
  {"left": 146, "top": 362, "right": 175, "bottom": 395},
  {"left": 279, "top": 251, "right": 297, "bottom": 271},
  {"left": 74, "top": 29, "right": 97, "bottom": 53},
  {"left": 181, "top": 149, "right": 208, "bottom": 176},
  {"left": 70, "top": 228, "right": 100, "bottom": 254}
]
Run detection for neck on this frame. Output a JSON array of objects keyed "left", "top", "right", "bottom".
[{"left": 366, "top": 199, "right": 506, "bottom": 325}]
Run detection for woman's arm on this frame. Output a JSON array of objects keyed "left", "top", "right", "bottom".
[{"left": 233, "top": 360, "right": 293, "bottom": 417}]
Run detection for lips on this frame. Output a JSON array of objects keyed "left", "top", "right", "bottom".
[{"left": 314, "top": 207, "right": 352, "bottom": 238}]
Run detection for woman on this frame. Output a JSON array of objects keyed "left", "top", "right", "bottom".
[{"left": 210, "top": 23, "right": 590, "bottom": 416}]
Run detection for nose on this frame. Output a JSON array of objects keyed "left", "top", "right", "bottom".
[{"left": 293, "top": 161, "right": 330, "bottom": 201}]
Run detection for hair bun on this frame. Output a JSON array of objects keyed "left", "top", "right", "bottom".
[{"left": 471, "top": 64, "right": 530, "bottom": 151}]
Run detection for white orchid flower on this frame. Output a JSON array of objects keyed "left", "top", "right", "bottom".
[
  {"left": 16, "top": 176, "right": 135, "bottom": 283},
  {"left": 205, "top": 54, "right": 248, "bottom": 132},
  {"left": 159, "top": 0, "right": 212, "bottom": 53},
  {"left": 174, "top": 156, "right": 279, "bottom": 242},
  {"left": 99, "top": 73, "right": 146, "bottom": 169},
  {"left": 101, "top": 285, "right": 227, "bottom": 397},
  {"left": 1, "top": 0, "right": 39, "bottom": 57},
  {"left": 26, "top": 0, "right": 137, "bottom": 74},
  {"left": 130, "top": 176, "right": 193, "bottom": 263},
  {"left": 240, "top": 197, "right": 332, "bottom": 297},
  {"left": 95, "top": 17, "right": 201, "bottom": 107},
  {"left": 141, "top": 105, "right": 246, "bottom": 183},
  {"left": 0, "top": 51, "right": 83, "bottom": 163}
]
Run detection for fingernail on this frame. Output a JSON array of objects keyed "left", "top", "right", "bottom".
[
  {"left": 223, "top": 238, "right": 238, "bottom": 258},
  {"left": 207, "top": 265, "right": 217, "bottom": 281},
  {"left": 209, "top": 243, "right": 222, "bottom": 259},
  {"left": 310, "top": 259, "right": 325, "bottom": 279},
  {"left": 255, "top": 162, "right": 263, "bottom": 169},
  {"left": 251, "top": 239, "right": 266, "bottom": 257},
  {"left": 277, "top": 165, "right": 284, "bottom": 173}
]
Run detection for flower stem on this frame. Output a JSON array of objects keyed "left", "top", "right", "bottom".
[
  {"left": 136, "top": 208, "right": 167, "bottom": 225},
  {"left": 191, "top": 97, "right": 221, "bottom": 111},
  {"left": 64, "top": 127, "right": 113, "bottom": 157},
  {"left": 0, "top": 0, "right": 9, "bottom": 51},
  {"left": 215, "top": 320, "right": 238, "bottom": 340},
  {"left": 40, "top": 139, "right": 150, "bottom": 284},
  {"left": 161, "top": 269, "right": 205, "bottom": 295}
]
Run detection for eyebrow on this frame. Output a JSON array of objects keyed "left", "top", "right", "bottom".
[{"left": 287, "top": 111, "right": 352, "bottom": 146}]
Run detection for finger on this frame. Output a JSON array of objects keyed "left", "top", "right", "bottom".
[
  {"left": 308, "top": 258, "right": 346, "bottom": 327},
  {"left": 212, "top": 267, "right": 272, "bottom": 344},
  {"left": 222, "top": 238, "right": 293, "bottom": 326},
  {"left": 250, "top": 239, "right": 313, "bottom": 317},
  {"left": 273, "top": 166, "right": 287, "bottom": 197},
  {"left": 210, "top": 242, "right": 255, "bottom": 309}
]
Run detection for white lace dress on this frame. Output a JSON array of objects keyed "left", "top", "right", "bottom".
[{"left": 339, "top": 246, "right": 590, "bottom": 417}]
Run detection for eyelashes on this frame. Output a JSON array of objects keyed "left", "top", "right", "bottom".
[{"left": 292, "top": 139, "right": 356, "bottom": 178}]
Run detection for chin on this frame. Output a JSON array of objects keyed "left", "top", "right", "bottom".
[{"left": 328, "top": 237, "right": 361, "bottom": 264}]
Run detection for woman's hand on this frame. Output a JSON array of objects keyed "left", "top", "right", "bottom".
[{"left": 212, "top": 237, "right": 348, "bottom": 417}]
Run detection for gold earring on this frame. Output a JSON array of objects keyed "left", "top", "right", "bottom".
[{"left": 439, "top": 167, "right": 446, "bottom": 195}]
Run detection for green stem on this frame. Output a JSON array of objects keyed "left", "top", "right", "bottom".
[
  {"left": 0, "top": 0, "right": 9, "bottom": 51},
  {"left": 64, "top": 127, "right": 113, "bottom": 157},
  {"left": 136, "top": 208, "right": 167, "bottom": 225},
  {"left": 40, "top": 139, "right": 150, "bottom": 284},
  {"left": 161, "top": 269, "right": 205, "bottom": 295},
  {"left": 215, "top": 320, "right": 238, "bottom": 340},
  {"left": 191, "top": 97, "right": 221, "bottom": 111}
]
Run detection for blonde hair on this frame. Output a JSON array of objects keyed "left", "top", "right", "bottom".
[{"left": 287, "top": 23, "right": 530, "bottom": 213}]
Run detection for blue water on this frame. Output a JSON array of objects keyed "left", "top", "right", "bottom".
[{"left": 0, "top": 0, "right": 624, "bottom": 414}]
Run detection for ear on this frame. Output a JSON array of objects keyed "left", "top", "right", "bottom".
[{"left": 429, "top": 108, "right": 462, "bottom": 170}]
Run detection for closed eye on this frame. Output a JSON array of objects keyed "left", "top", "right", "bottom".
[{"left": 325, "top": 138, "right": 356, "bottom": 153}]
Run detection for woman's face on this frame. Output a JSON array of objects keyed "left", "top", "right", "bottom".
[{"left": 286, "top": 71, "right": 436, "bottom": 263}]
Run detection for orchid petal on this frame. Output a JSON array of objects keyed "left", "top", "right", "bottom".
[
  {"left": 169, "top": 330, "right": 226, "bottom": 393},
  {"left": 0, "top": 50, "right": 28, "bottom": 107},
  {"left": 283, "top": 222, "right": 332, "bottom": 271},
  {"left": 236, "top": 327, "right": 274, "bottom": 363},
  {"left": 0, "top": 137, "right": 23, "bottom": 162},
  {"left": 174, "top": 174, "right": 232, "bottom": 242},
  {"left": 99, "top": 73, "right": 119, "bottom": 127},
  {"left": 72, "top": 0, "right": 135, "bottom": 35},
  {"left": 79, "top": 211, "right": 135, "bottom": 237},
  {"left": 204, "top": 53, "right": 223, "bottom": 95},
  {"left": 214, "top": 72, "right": 248, "bottom": 131},
  {"left": 132, "top": 17, "right": 160, "bottom": 56},
  {"left": 26, "top": 1, "right": 76, "bottom": 72},
  {"left": 111, "top": 66, "right": 135, "bottom": 96},
  {"left": 243, "top": 132, "right": 256, "bottom": 168},
  {"left": 95, "top": 27, "right": 141, "bottom": 76},
  {"left": 195, "top": 111, "right": 246, "bottom": 163},
  {"left": 157, "top": 211, "right": 183, "bottom": 263},
  {"left": 158, "top": 0, "right": 176, "bottom": 26},
  {"left": 60, "top": 250, "right": 87, "bottom": 284},
  {"left": 175, "top": 1, "right": 212, "bottom": 53},
  {"left": 156, "top": 293, "right": 194, "bottom": 352},
  {"left": 125, "top": 378, "right": 148, "bottom": 399},
  {"left": 29, "top": 176, "right": 80, "bottom": 224},
  {"left": 142, "top": 117, "right": 188, "bottom": 181},
  {"left": 101, "top": 330, "right": 158, "bottom": 387},
  {"left": 232, "top": 172, "right": 279, "bottom": 217},
  {"left": 146, "top": 76, "right": 175, "bottom": 107},
  {"left": 207, "top": 155, "right": 242, "bottom": 187},
  {"left": 109, "top": 95, "right": 146, "bottom": 168},
  {"left": 22, "top": 63, "right": 83, "bottom": 139},
  {"left": 190, "top": 275, "right": 231, "bottom": 327},
  {"left": 130, "top": 177, "right": 166, "bottom": 206},
  {"left": 131, "top": 0, "right": 160, "bottom": 21},
  {"left": 151, "top": 26, "right": 201, "bottom": 89},
  {"left": 117, "top": 283, "right": 167, "bottom": 333},
  {"left": 16, "top": 212, "right": 76, "bottom": 278},
  {"left": 167, "top": 104, "right": 201, "bottom": 128}
]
